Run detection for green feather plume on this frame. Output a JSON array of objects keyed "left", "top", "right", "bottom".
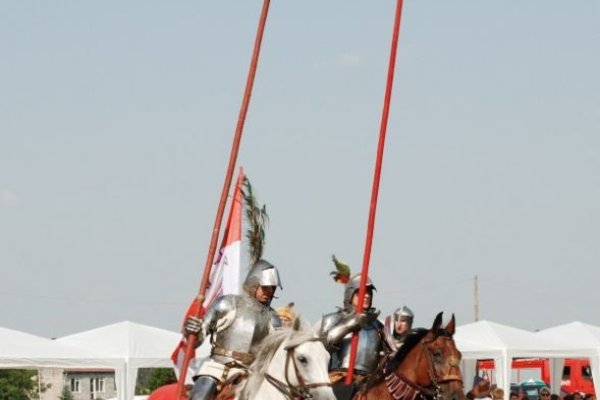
[
  {"left": 242, "top": 177, "right": 269, "bottom": 266},
  {"left": 331, "top": 254, "right": 351, "bottom": 284}
]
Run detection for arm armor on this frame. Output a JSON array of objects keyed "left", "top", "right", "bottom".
[{"left": 317, "top": 312, "right": 361, "bottom": 348}]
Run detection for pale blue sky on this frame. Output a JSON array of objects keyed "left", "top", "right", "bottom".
[{"left": 1, "top": 1, "right": 599, "bottom": 338}]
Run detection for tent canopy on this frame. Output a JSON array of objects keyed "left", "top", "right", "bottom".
[
  {"left": 536, "top": 321, "right": 600, "bottom": 353},
  {"left": 456, "top": 320, "right": 588, "bottom": 359},
  {"left": 57, "top": 320, "right": 181, "bottom": 368},
  {"left": 0, "top": 326, "right": 117, "bottom": 368},
  {"left": 57, "top": 321, "right": 183, "bottom": 400}
]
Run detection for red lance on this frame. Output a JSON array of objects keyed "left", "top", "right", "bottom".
[
  {"left": 345, "top": 0, "right": 405, "bottom": 384},
  {"left": 175, "top": 1, "right": 272, "bottom": 398}
]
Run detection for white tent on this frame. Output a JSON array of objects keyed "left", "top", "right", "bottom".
[
  {"left": 57, "top": 321, "right": 183, "bottom": 400},
  {"left": 455, "top": 321, "right": 589, "bottom": 399},
  {"left": 536, "top": 322, "right": 600, "bottom": 400},
  {"left": 0, "top": 326, "right": 118, "bottom": 368}
]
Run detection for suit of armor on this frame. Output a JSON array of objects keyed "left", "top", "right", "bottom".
[
  {"left": 202, "top": 293, "right": 281, "bottom": 365},
  {"left": 315, "top": 274, "right": 389, "bottom": 399},
  {"left": 391, "top": 305, "right": 414, "bottom": 351},
  {"left": 318, "top": 309, "right": 385, "bottom": 374},
  {"left": 189, "top": 259, "right": 282, "bottom": 400}
]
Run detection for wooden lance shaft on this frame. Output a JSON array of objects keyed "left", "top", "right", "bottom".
[
  {"left": 345, "top": 0, "right": 405, "bottom": 385},
  {"left": 175, "top": 1, "right": 271, "bottom": 398}
]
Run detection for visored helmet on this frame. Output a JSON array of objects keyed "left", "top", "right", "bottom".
[
  {"left": 393, "top": 305, "right": 414, "bottom": 324},
  {"left": 343, "top": 274, "right": 376, "bottom": 310},
  {"left": 242, "top": 259, "right": 283, "bottom": 298}
]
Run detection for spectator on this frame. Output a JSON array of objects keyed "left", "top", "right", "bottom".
[
  {"left": 573, "top": 393, "right": 584, "bottom": 400},
  {"left": 551, "top": 394, "right": 561, "bottom": 400},
  {"left": 492, "top": 387, "right": 505, "bottom": 400},
  {"left": 510, "top": 392, "right": 519, "bottom": 400},
  {"left": 584, "top": 394, "right": 596, "bottom": 400},
  {"left": 276, "top": 302, "right": 297, "bottom": 328},
  {"left": 540, "top": 387, "right": 551, "bottom": 400}
]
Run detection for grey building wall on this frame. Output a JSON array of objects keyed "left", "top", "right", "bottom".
[{"left": 38, "top": 368, "right": 117, "bottom": 400}]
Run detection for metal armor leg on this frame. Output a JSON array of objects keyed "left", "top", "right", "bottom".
[
  {"left": 190, "top": 376, "right": 218, "bottom": 400},
  {"left": 332, "top": 381, "right": 357, "bottom": 400}
]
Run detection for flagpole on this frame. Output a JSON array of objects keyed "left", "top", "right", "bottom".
[
  {"left": 175, "top": 1, "right": 271, "bottom": 398},
  {"left": 345, "top": 0, "right": 405, "bottom": 384}
]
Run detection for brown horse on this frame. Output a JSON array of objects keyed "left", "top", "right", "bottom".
[{"left": 360, "top": 312, "right": 465, "bottom": 400}]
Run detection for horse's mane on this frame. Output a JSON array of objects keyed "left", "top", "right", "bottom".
[
  {"left": 384, "top": 328, "right": 429, "bottom": 374},
  {"left": 240, "top": 327, "right": 317, "bottom": 398}
]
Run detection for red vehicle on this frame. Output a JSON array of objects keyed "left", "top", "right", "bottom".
[{"left": 477, "top": 358, "right": 594, "bottom": 395}]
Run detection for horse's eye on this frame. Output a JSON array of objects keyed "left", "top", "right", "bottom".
[{"left": 297, "top": 355, "right": 308, "bottom": 364}]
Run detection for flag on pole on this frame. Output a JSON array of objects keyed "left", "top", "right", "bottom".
[{"left": 171, "top": 167, "right": 244, "bottom": 375}]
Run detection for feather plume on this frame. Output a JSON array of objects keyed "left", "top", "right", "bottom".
[
  {"left": 330, "top": 254, "right": 351, "bottom": 284},
  {"left": 242, "top": 177, "right": 269, "bottom": 266}
]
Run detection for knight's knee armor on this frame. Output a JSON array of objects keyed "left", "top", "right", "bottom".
[{"left": 190, "top": 376, "right": 218, "bottom": 400}]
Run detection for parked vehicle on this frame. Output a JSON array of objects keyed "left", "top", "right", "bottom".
[{"left": 477, "top": 358, "right": 594, "bottom": 395}]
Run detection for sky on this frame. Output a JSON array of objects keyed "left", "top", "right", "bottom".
[{"left": 1, "top": 1, "right": 599, "bottom": 339}]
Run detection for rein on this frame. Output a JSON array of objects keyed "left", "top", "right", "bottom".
[
  {"left": 385, "top": 334, "right": 462, "bottom": 400},
  {"left": 264, "top": 337, "right": 332, "bottom": 400}
]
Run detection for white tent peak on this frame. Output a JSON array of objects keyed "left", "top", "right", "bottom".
[
  {"left": 57, "top": 320, "right": 181, "bottom": 359},
  {"left": 56, "top": 320, "right": 182, "bottom": 400},
  {"left": 0, "top": 326, "right": 117, "bottom": 368},
  {"left": 537, "top": 321, "right": 600, "bottom": 349},
  {"left": 456, "top": 320, "right": 541, "bottom": 349}
]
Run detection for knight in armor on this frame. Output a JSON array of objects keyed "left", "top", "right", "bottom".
[
  {"left": 315, "top": 274, "right": 390, "bottom": 399},
  {"left": 391, "top": 305, "right": 414, "bottom": 350},
  {"left": 184, "top": 259, "right": 283, "bottom": 400}
]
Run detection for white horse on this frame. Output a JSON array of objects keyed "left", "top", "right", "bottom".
[{"left": 236, "top": 318, "right": 336, "bottom": 400}]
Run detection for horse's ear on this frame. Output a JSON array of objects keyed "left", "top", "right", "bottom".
[
  {"left": 431, "top": 312, "right": 443, "bottom": 333},
  {"left": 445, "top": 313, "right": 456, "bottom": 336},
  {"left": 292, "top": 317, "right": 301, "bottom": 331}
]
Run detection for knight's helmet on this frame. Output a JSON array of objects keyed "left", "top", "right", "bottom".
[
  {"left": 393, "top": 305, "right": 414, "bottom": 328},
  {"left": 343, "top": 274, "right": 376, "bottom": 310},
  {"left": 242, "top": 259, "right": 283, "bottom": 304}
]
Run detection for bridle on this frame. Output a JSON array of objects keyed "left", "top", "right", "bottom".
[
  {"left": 264, "top": 337, "right": 332, "bottom": 400},
  {"left": 385, "top": 332, "right": 463, "bottom": 400}
]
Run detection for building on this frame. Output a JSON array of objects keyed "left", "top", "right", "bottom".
[{"left": 39, "top": 368, "right": 117, "bottom": 400}]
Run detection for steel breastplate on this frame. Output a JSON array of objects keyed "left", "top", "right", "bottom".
[
  {"left": 211, "top": 295, "right": 273, "bottom": 359},
  {"left": 331, "top": 322, "right": 382, "bottom": 373}
]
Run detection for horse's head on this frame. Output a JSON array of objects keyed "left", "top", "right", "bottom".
[
  {"left": 420, "top": 312, "right": 465, "bottom": 400},
  {"left": 245, "top": 317, "right": 335, "bottom": 400},
  {"left": 278, "top": 318, "right": 335, "bottom": 399},
  {"left": 382, "top": 312, "right": 465, "bottom": 400}
]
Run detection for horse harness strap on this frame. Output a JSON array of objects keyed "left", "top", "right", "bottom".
[
  {"left": 212, "top": 347, "right": 255, "bottom": 366},
  {"left": 385, "top": 372, "right": 435, "bottom": 400},
  {"left": 423, "top": 336, "right": 463, "bottom": 386},
  {"left": 264, "top": 337, "right": 331, "bottom": 400}
]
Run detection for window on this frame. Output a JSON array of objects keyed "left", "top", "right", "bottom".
[
  {"left": 582, "top": 366, "right": 593, "bottom": 381},
  {"left": 96, "top": 377, "right": 105, "bottom": 392},
  {"left": 70, "top": 378, "right": 81, "bottom": 393},
  {"left": 563, "top": 366, "right": 571, "bottom": 380},
  {"left": 91, "top": 377, "right": 105, "bottom": 393}
]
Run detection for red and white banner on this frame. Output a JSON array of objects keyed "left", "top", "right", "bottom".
[{"left": 171, "top": 167, "right": 244, "bottom": 377}]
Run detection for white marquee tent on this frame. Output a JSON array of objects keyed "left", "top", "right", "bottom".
[
  {"left": 536, "top": 322, "right": 600, "bottom": 400},
  {"left": 0, "top": 326, "right": 118, "bottom": 368},
  {"left": 455, "top": 320, "right": 591, "bottom": 399},
  {"left": 56, "top": 321, "right": 184, "bottom": 400}
]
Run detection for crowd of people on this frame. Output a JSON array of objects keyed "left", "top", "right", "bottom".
[
  {"left": 471, "top": 382, "right": 597, "bottom": 400},
  {"left": 515, "top": 387, "right": 597, "bottom": 400}
]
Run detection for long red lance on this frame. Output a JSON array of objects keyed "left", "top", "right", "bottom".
[
  {"left": 175, "top": 1, "right": 271, "bottom": 398},
  {"left": 345, "top": 0, "right": 405, "bottom": 384}
]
